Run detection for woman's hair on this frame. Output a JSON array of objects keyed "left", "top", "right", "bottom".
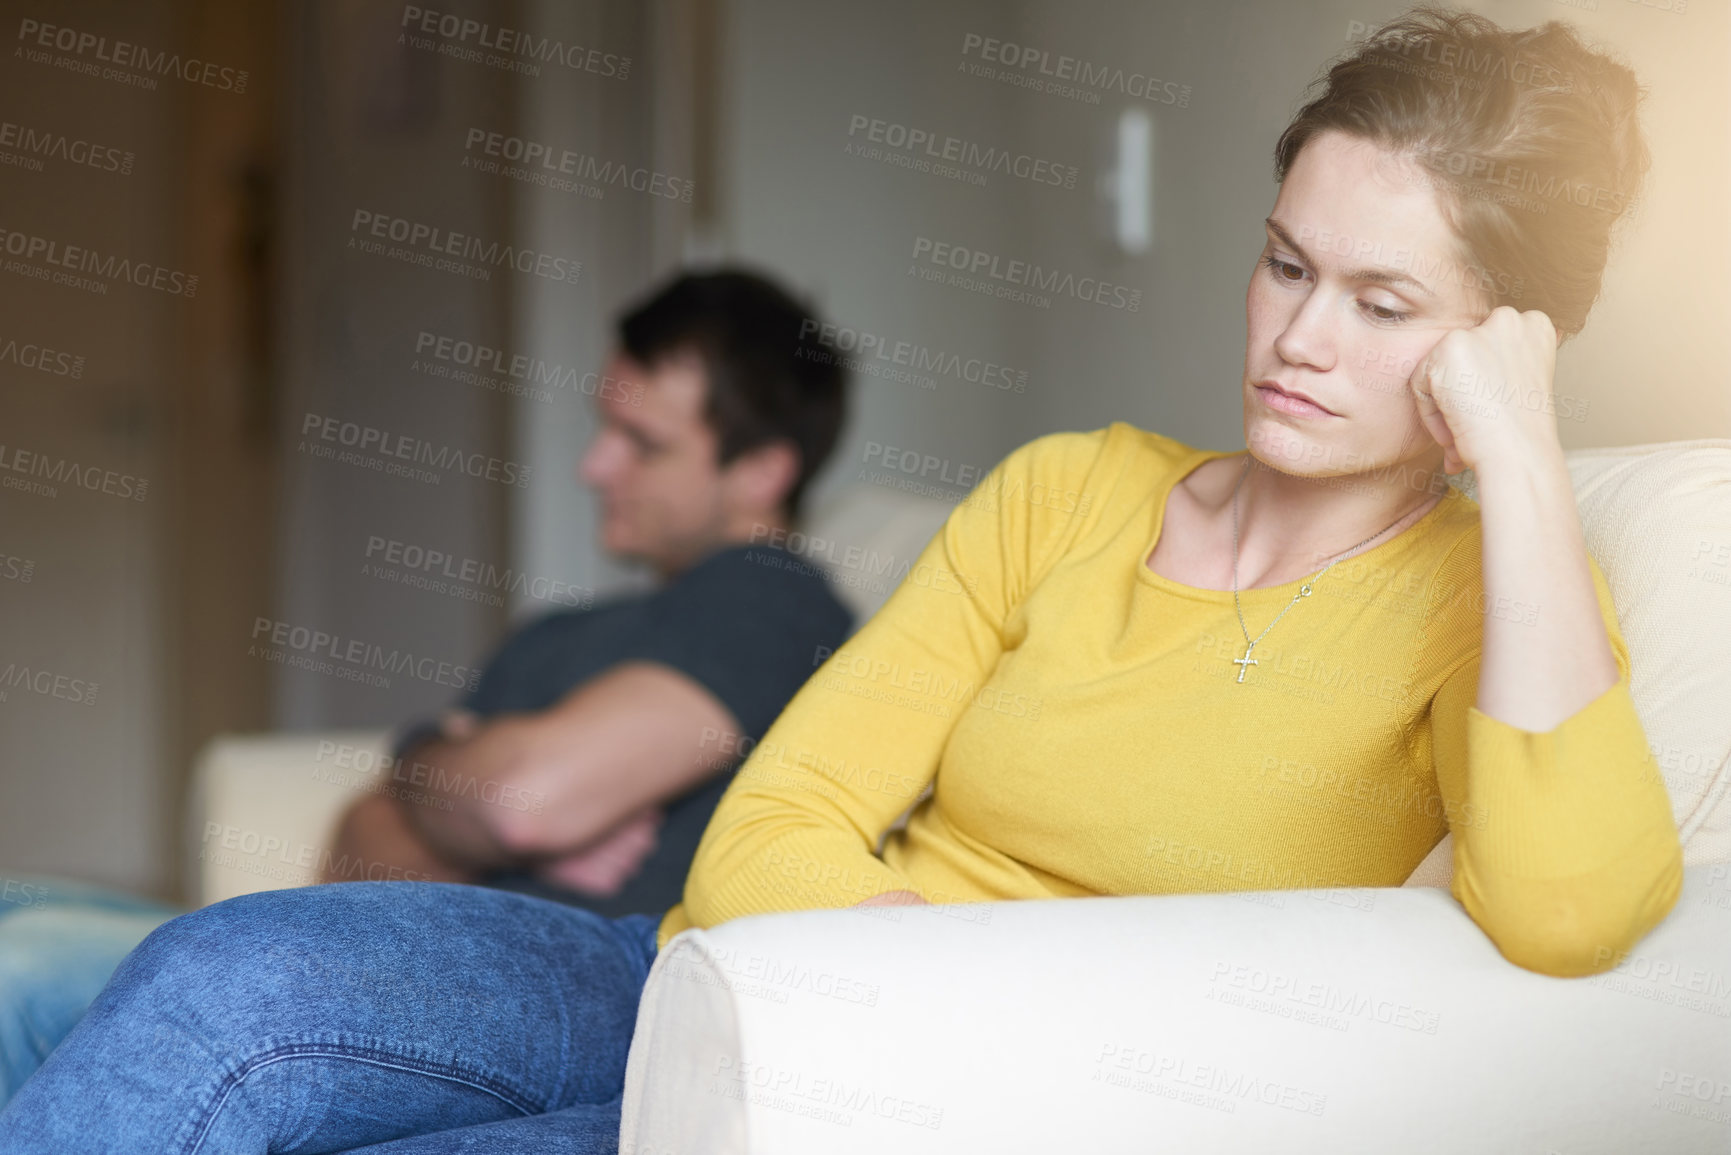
[{"left": 1272, "top": 4, "right": 1649, "bottom": 340}]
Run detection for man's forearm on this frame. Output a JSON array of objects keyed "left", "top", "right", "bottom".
[
  {"left": 324, "top": 790, "right": 479, "bottom": 884},
  {"left": 399, "top": 662, "right": 746, "bottom": 866},
  {"left": 393, "top": 729, "right": 539, "bottom": 872}
]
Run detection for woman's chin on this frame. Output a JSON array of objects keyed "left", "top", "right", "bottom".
[{"left": 1245, "top": 422, "right": 1325, "bottom": 465}]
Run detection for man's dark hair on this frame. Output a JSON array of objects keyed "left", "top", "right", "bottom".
[{"left": 617, "top": 266, "right": 848, "bottom": 521}]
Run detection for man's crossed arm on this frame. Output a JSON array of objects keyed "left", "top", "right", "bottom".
[{"left": 326, "top": 660, "right": 740, "bottom": 892}]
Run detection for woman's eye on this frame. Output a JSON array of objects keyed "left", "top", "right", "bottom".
[
  {"left": 1359, "top": 301, "right": 1413, "bottom": 325},
  {"left": 1260, "top": 253, "right": 1304, "bottom": 282},
  {"left": 1260, "top": 254, "right": 1412, "bottom": 325}
]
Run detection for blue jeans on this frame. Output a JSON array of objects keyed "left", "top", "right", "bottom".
[
  {"left": 0, "top": 875, "right": 182, "bottom": 1103},
  {"left": 0, "top": 882, "right": 661, "bottom": 1153}
]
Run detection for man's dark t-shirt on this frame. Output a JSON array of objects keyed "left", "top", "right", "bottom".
[{"left": 390, "top": 542, "right": 853, "bottom": 917}]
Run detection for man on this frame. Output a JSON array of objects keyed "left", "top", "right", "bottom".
[
  {"left": 0, "top": 265, "right": 854, "bottom": 1101},
  {"left": 324, "top": 266, "right": 854, "bottom": 914}
]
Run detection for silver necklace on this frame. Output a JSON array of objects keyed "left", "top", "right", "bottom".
[{"left": 1228, "top": 456, "right": 1424, "bottom": 685}]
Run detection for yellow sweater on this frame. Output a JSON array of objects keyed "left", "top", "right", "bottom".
[{"left": 657, "top": 423, "right": 1683, "bottom": 977}]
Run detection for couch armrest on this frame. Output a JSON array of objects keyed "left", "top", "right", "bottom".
[
  {"left": 622, "top": 868, "right": 1731, "bottom": 1154},
  {"left": 185, "top": 730, "right": 393, "bottom": 907}
]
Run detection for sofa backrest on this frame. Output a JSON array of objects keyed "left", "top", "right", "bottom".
[
  {"left": 1526, "top": 439, "right": 1731, "bottom": 865},
  {"left": 798, "top": 482, "right": 959, "bottom": 630}
]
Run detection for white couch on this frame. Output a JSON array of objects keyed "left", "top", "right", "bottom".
[{"left": 188, "top": 442, "right": 1731, "bottom": 1153}]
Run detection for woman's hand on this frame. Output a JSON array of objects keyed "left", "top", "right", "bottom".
[
  {"left": 1407, "top": 305, "right": 1564, "bottom": 476},
  {"left": 534, "top": 807, "right": 664, "bottom": 897}
]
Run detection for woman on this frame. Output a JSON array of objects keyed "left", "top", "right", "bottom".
[{"left": 0, "top": 6, "right": 1682, "bottom": 1151}]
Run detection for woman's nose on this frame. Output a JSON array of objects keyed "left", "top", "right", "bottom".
[{"left": 1273, "top": 292, "right": 1338, "bottom": 371}]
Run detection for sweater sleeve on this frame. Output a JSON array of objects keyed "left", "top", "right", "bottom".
[
  {"left": 1426, "top": 540, "right": 1684, "bottom": 979},
  {"left": 677, "top": 428, "right": 1110, "bottom": 928}
]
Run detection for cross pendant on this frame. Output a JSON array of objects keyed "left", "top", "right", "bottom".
[{"left": 1233, "top": 645, "right": 1258, "bottom": 684}]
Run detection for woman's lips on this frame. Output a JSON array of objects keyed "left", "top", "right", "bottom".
[{"left": 1255, "top": 384, "right": 1335, "bottom": 418}]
